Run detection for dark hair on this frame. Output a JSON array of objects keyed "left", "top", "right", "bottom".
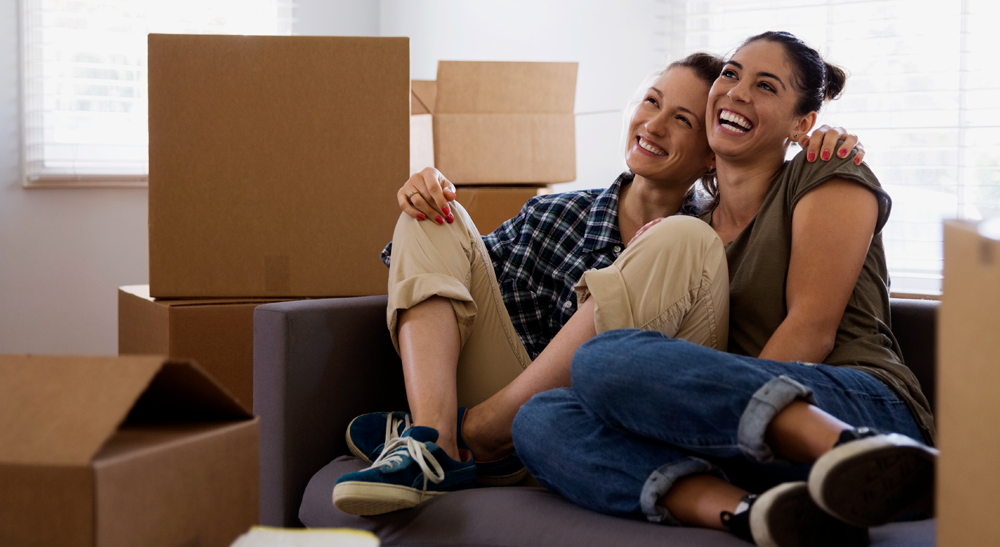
[{"left": 739, "top": 31, "right": 847, "bottom": 116}]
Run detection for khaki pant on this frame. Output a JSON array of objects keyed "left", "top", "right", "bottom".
[{"left": 387, "top": 205, "right": 729, "bottom": 408}]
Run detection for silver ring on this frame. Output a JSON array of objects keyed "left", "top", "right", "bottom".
[{"left": 406, "top": 189, "right": 419, "bottom": 199}]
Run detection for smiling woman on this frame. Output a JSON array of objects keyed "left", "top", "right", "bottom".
[{"left": 513, "top": 30, "right": 937, "bottom": 547}]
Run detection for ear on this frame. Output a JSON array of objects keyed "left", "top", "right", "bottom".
[
  {"left": 793, "top": 112, "right": 818, "bottom": 140},
  {"left": 705, "top": 152, "right": 716, "bottom": 174}
]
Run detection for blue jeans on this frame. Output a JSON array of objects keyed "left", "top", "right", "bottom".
[{"left": 511, "top": 329, "right": 925, "bottom": 524}]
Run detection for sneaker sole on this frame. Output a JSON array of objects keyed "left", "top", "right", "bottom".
[
  {"left": 345, "top": 415, "right": 375, "bottom": 464},
  {"left": 809, "top": 433, "right": 937, "bottom": 527},
  {"left": 333, "top": 481, "right": 443, "bottom": 516},
  {"left": 751, "top": 482, "right": 868, "bottom": 547}
]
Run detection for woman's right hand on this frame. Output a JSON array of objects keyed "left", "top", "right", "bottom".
[{"left": 398, "top": 167, "right": 458, "bottom": 224}]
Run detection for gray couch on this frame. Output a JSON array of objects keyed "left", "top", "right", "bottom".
[{"left": 254, "top": 296, "right": 939, "bottom": 546}]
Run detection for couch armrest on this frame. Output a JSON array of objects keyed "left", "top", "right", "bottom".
[
  {"left": 889, "top": 297, "right": 939, "bottom": 416},
  {"left": 254, "top": 295, "right": 405, "bottom": 527}
]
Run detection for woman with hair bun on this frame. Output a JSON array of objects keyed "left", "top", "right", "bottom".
[{"left": 512, "top": 31, "right": 936, "bottom": 547}]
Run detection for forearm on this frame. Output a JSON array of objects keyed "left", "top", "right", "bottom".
[{"left": 758, "top": 314, "right": 836, "bottom": 364}]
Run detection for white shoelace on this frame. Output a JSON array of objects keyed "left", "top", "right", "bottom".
[
  {"left": 380, "top": 412, "right": 412, "bottom": 457},
  {"left": 371, "top": 435, "right": 446, "bottom": 494}
]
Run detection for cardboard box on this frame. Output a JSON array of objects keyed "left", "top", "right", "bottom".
[
  {"left": 0, "top": 354, "right": 258, "bottom": 547},
  {"left": 148, "top": 35, "right": 409, "bottom": 298},
  {"left": 118, "top": 285, "right": 284, "bottom": 407},
  {"left": 434, "top": 61, "right": 578, "bottom": 185},
  {"left": 938, "top": 219, "right": 1000, "bottom": 546},
  {"left": 456, "top": 186, "right": 552, "bottom": 235},
  {"left": 410, "top": 80, "right": 436, "bottom": 175}
]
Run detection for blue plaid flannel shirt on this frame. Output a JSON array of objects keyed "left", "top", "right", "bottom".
[{"left": 381, "top": 172, "right": 702, "bottom": 360}]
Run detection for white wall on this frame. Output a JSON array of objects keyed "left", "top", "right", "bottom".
[{"left": 0, "top": 0, "right": 664, "bottom": 355}]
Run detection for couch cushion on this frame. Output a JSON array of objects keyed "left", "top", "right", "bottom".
[{"left": 300, "top": 457, "right": 935, "bottom": 547}]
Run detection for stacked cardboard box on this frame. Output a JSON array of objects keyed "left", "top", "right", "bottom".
[
  {"left": 0, "top": 355, "right": 258, "bottom": 546},
  {"left": 412, "top": 61, "right": 578, "bottom": 234}
]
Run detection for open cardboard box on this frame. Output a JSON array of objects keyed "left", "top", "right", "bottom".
[
  {"left": 118, "top": 285, "right": 287, "bottom": 407},
  {"left": 938, "top": 219, "right": 1000, "bottom": 546},
  {"left": 147, "top": 34, "right": 409, "bottom": 298},
  {"left": 433, "top": 61, "right": 578, "bottom": 185},
  {"left": 0, "top": 355, "right": 258, "bottom": 547}
]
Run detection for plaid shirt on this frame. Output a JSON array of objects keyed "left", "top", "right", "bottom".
[{"left": 381, "top": 172, "right": 702, "bottom": 360}]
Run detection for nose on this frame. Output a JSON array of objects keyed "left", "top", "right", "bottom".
[
  {"left": 728, "top": 78, "right": 751, "bottom": 103},
  {"left": 645, "top": 107, "right": 670, "bottom": 137}
]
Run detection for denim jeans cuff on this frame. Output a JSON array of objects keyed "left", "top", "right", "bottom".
[
  {"left": 737, "top": 375, "right": 816, "bottom": 464},
  {"left": 640, "top": 457, "right": 728, "bottom": 524}
]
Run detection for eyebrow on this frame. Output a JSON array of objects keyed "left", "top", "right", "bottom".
[
  {"left": 649, "top": 86, "right": 663, "bottom": 98},
  {"left": 650, "top": 86, "right": 703, "bottom": 126},
  {"left": 725, "top": 60, "right": 787, "bottom": 91}
]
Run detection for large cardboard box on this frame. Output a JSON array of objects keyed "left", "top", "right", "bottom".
[
  {"left": 938, "top": 220, "right": 1000, "bottom": 546},
  {"left": 118, "top": 285, "right": 283, "bottom": 407},
  {"left": 0, "top": 355, "right": 258, "bottom": 547},
  {"left": 456, "top": 186, "right": 552, "bottom": 235},
  {"left": 434, "top": 61, "right": 578, "bottom": 185},
  {"left": 410, "top": 80, "right": 436, "bottom": 175},
  {"left": 148, "top": 35, "right": 409, "bottom": 298}
]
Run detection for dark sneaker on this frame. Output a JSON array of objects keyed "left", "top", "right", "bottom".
[
  {"left": 333, "top": 426, "right": 477, "bottom": 516},
  {"left": 456, "top": 407, "right": 528, "bottom": 486},
  {"left": 345, "top": 411, "right": 411, "bottom": 463},
  {"left": 809, "top": 427, "right": 937, "bottom": 527},
  {"left": 722, "top": 482, "right": 868, "bottom": 547}
]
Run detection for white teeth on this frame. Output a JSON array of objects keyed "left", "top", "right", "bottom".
[
  {"left": 720, "top": 110, "right": 752, "bottom": 131},
  {"left": 638, "top": 137, "right": 667, "bottom": 156}
]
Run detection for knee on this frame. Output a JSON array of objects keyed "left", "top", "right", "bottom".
[{"left": 628, "top": 215, "right": 722, "bottom": 259}]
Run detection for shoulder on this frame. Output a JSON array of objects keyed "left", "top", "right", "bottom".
[
  {"left": 518, "top": 188, "right": 604, "bottom": 224},
  {"left": 781, "top": 146, "right": 891, "bottom": 233}
]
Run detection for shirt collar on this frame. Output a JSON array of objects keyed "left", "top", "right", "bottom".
[{"left": 580, "top": 172, "right": 631, "bottom": 254}]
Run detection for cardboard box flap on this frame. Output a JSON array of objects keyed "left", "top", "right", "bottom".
[
  {"left": 0, "top": 355, "right": 166, "bottom": 465},
  {"left": 124, "top": 361, "right": 252, "bottom": 424},
  {"left": 411, "top": 80, "right": 436, "bottom": 115},
  {"left": 435, "top": 61, "right": 577, "bottom": 115},
  {"left": 119, "top": 284, "right": 285, "bottom": 307}
]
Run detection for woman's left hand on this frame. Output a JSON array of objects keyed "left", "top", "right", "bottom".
[{"left": 799, "top": 125, "right": 866, "bottom": 166}]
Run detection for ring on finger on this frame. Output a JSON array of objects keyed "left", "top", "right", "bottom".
[{"left": 406, "top": 189, "right": 419, "bottom": 199}]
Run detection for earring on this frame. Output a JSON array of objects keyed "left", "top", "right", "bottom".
[{"left": 793, "top": 134, "right": 799, "bottom": 140}]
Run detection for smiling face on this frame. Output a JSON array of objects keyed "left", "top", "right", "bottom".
[
  {"left": 706, "top": 39, "right": 817, "bottom": 162},
  {"left": 624, "top": 66, "right": 715, "bottom": 188}
]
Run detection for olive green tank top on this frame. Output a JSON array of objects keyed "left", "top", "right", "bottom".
[{"left": 701, "top": 151, "right": 936, "bottom": 444}]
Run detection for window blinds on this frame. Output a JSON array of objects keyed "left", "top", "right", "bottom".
[
  {"left": 663, "top": 0, "right": 1000, "bottom": 295},
  {"left": 20, "top": 0, "right": 293, "bottom": 186}
]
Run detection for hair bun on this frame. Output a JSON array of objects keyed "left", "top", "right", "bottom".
[{"left": 824, "top": 62, "right": 847, "bottom": 101}]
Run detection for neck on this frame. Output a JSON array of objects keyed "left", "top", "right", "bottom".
[
  {"left": 618, "top": 173, "right": 691, "bottom": 243},
  {"left": 712, "top": 149, "right": 787, "bottom": 227}
]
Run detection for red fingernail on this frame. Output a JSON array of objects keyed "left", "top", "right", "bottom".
[
  {"left": 446, "top": 214, "right": 454, "bottom": 224},
  {"left": 855, "top": 156, "right": 862, "bottom": 165},
  {"left": 821, "top": 150, "right": 831, "bottom": 161},
  {"left": 435, "top": 216, "right": 444, "bottom": 225},
  {"left": 417, "top": 213, "right": 426, "bottom": 221},
  {"left": 442, "top": 205, "right": 450, "bottom": 216},
  {"left": 807, "top": 151, "right": 816, "bottom": 162},
  {"left": 838, "top": 149, "right": 847, "bottom": 158}
]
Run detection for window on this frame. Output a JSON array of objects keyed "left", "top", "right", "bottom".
[
  {"left": 664, "top": 0, "right": 1000, "bottom": 295},
  {"left": 20, "top": 0, "right": 293, "bottom": 187}
]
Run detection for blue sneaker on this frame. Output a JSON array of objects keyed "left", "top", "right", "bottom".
[
  {"left": 456, "top": 407, "right": 528, "bottom": 486},
  {"left": 345, "top": 408, "right": 528, "bottom": 485},
  {"left": 345, "top": 411, "right": 411, "bottom": 463},
  {"left": 333, "top": 426, "right": 476, "bottom": 515}
]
